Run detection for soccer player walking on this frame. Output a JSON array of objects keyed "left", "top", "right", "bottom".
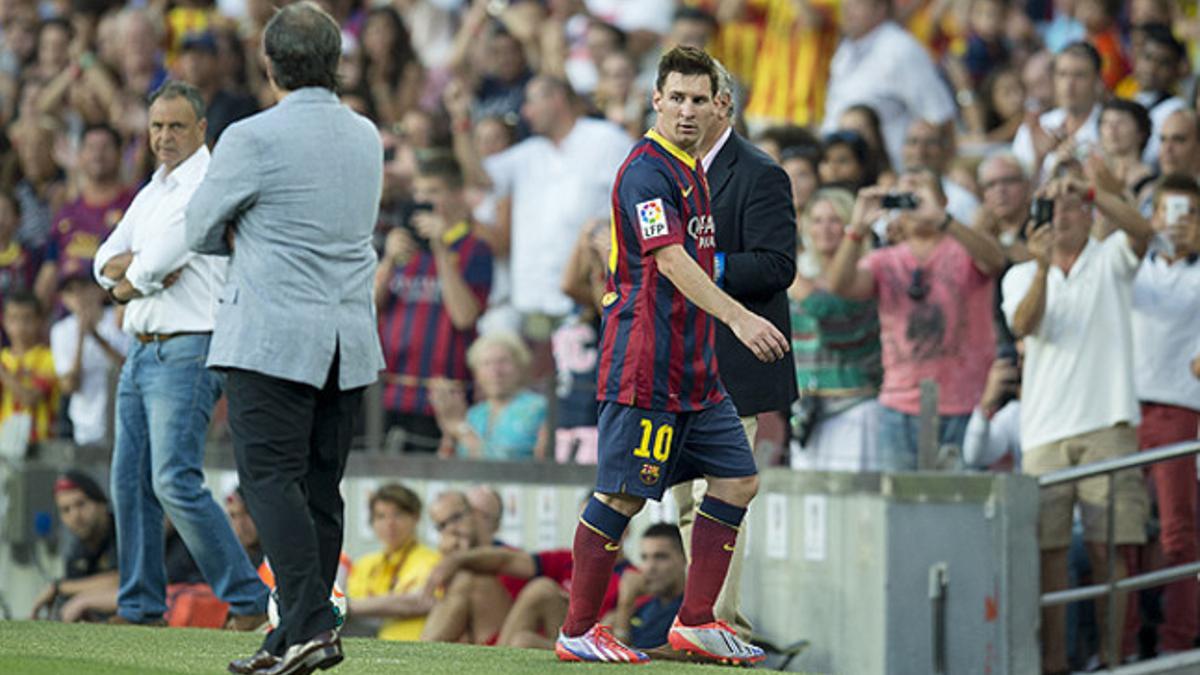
[{"left": 554, "top": 46, "right": 788, "bottom": 665}]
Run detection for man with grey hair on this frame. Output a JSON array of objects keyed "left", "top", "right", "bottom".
[
  {"left": 93, "top": 80, "right": 270, "bottom": 632},
  {"left": 186, "top": 2, "right": 384, "bottom": 673},
  {"left": 975, "top": 151, "right": 1033, "bottom": 265},
  {"left": 670, "top": 58, "right": 796, "bottom": 640}
]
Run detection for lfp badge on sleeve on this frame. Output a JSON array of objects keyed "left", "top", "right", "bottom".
[{"left": 636, "top": 198, "right": 668, "bottom": 240}]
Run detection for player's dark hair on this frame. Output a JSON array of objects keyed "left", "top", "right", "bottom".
[
  {"left": 4, "top": 290, "right": 43, "bottom": 316},
  {"left": 370, "top": 483, "right": 423, "bottom": 519},
  {"left": 655, "top": 45, "right": 719, "bottom": 98},
  {"left": 416, "top": 152, "right": 465, "bottom": 190},
  {"left": 1101, "top": 98, "right": 1152, "bottom": 154},
  {"left": 643, "top": 522, "right": 684, "bottom": 555},
  {"left": 1058, "top": 41, "right": 1102, "bottom": 76},
  {"left": 264, "top": 1, "right": 341, "bottom": 92},
  {"left": 1153, "top": 173, "right": 1200, "bottom": 206}
]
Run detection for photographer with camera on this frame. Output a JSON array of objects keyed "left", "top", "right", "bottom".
[
  {"left": 1001, "top": 172, "right": 1155, "bottom": 672},
  {"left": 828, "top": 167, "right": 1006, "bottom": 470},
  {"left": 374, "top": 153, "right": 494, "bottom": 454},
  {"left": 1125, "top": 173, "right": 1200, "bottom": 657},
  {"left": 962, "top": 343, "right": 1022, "bottom": 472}
]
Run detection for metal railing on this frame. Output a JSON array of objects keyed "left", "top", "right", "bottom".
[{"left": 1038, "top": 440, "right": 1200, "bottom": 669}]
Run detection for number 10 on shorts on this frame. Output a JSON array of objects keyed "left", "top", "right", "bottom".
[{"left": 633, "top": 419, "right": 673, "bottom": 462}]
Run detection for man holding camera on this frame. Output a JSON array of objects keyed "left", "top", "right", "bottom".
[
  {"left": 374, "top": 154, "right": 493, "bottom": 454},
  {"left": 1001, "top": 174, "right": 1155, "bottom": 672},
  {"left": 829, "top": 168, "right": 1006, "bottom": 470},
  {"left": 1126, "top": 173, "right": 1200, "bottom": 656}
]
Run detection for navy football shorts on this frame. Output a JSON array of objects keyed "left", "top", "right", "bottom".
[{"left": 594, "top": 397, "right": 757, "bottom": 500}]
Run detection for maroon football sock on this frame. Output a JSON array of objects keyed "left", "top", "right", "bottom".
[
  {"left": 678, "top": 496, "right": 745, "bottom": 626},
  {"left": 561, "top": 499, "right": 629, "bottom": 637}
]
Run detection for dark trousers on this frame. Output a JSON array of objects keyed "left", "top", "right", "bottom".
[{"left": 224, "top": 357, "right": 364, "bottom": 654}]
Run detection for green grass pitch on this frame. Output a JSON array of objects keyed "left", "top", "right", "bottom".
[{"left": 0, "top": 621, "right": 747, "bottom": 674}]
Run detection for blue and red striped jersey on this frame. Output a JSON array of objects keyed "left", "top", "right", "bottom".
[
  {"left": 596, "top": 129, "right": 725, "bottom": 413},
  {"left": 378, "top": 222, "right": 492, "bottom": 415}
]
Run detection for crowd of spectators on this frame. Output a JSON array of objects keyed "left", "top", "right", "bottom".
[{"left": 3, "top": 0, "right": 1200, "bottom": 669}]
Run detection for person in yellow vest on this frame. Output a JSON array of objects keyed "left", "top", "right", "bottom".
[
  {"left": 345, "top": 483, "right": 440, "bottom": 641},
  {"left": 0, "top": 291, "right": 57, "bottom": 443}
]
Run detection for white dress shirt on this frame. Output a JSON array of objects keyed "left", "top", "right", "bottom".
[
  {"left": 702, "top": 126, "right": 733, "bottom": 174},
  {"left": 93, "top": 147, "right": 227, "bottom": 335},
  {"left": 484, "top": 117, "right": 632, "bottom": 316},
  {"left": 1132, "top": 253, "right": 1200, "bottom": 411},
  {"left": 1011, "top": 105, "right": 1101, "bottom": 180},
  {"left": 822, "top": 21, "right": 956, "bottom": 171},
  {"left": 50, "top": 307, "right": 129, "bottom": 445},
  {"left": 1002, "top": 233, "right": 1141, "bottom": 450}
]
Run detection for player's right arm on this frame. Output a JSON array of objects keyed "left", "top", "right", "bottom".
[{"left": 654, "top": 245, "right": 787, "bottom": 362}]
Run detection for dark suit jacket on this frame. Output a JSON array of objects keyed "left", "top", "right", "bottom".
[{"left": 708, "top": 131, "right": 798, "bottom": 415}]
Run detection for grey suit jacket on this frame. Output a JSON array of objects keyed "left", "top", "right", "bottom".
[{"left": 185, "top": 88, "right": 385, "bottom": 390}]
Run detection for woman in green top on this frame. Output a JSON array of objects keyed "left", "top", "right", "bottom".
[{"left": 788, "top": 188, "right": 884, "bottom": 471}]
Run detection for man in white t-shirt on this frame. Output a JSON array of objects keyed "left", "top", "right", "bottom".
[
  {"left": 821, "top": 0, "right": 956, "bottom": 171},
  {"left": 483, "top": 76, "right": 630, "bottom": 352},
  {"left": 50, "top": 275, "right": 128, "bottom": 446},
  {"left": 1002, "top": 175, "right": 1156, "bottom": 672},
  {"left": 1012, "top": 42, "right": 1104, "bottom": 181},
  {"left": 1127, "top": 173, "right": 1200, "bottom": 655}
]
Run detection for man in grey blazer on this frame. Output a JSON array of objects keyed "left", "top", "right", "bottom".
[{"left": 184, "top": 4, "right": 384, "bottom": 674}]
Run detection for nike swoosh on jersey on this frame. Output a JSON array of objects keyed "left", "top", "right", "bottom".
[
  {"left": 723, "top": 543, "right": 736, "bottom": 552},
  {"left": 681, "top": 186, "right": 694, "bottom": 198},
  {"left": 604, "top": 541, "right": 621, "bottom": 552}
]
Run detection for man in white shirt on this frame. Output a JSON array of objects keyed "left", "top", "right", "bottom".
[
  {"left": 1002, "top": 175, "right": 1156, "bottom": 672},
  {"left": 821, "top": 0, "right": 956, "bottom": 171},
  {"left": 92, "top": 81, "right": 268, "bottom": 628},
  {"left": 1128, "top": 173, "right": 1200, "bottom": 655},
  {"left": 50, "top": 275, "right": 128, "bottom": 446},
  {"left": 1012, "top": 42, "right": 1103, "bottom": 181},
  {"left": 482, "top": 76, "right": 630, "bottom": 350}
]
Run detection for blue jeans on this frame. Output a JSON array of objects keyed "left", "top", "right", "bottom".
[
  {"left": 110, "top": 334, "right": 268, "bottom": 621},
  {"left": 876, "top": 405, "right": 970, "bottom": 472}
]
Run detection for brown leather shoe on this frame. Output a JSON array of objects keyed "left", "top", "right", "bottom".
[
  {"left": 257, "top": 631, "right": 343, "bottom": 675},
  {"left": 228, "top": 649, "right": 279, "bottom": 674},
  {"left": 225, "top": 612, "right": 269, "bottom": 632},
  {"left": 107, "top": 615, "right": 167, "bottom": 627}
]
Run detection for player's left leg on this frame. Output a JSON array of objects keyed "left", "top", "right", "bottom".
[{"left": 666, "top": 399, "right": 765, "bottom": 665}]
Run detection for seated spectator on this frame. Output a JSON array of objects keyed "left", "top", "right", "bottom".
[
  {"left": 422, "top": 496, "right": 636, "bottom": 649},
  {"left": 829, "top": 170, "right": 1005, "bottom": 468},
  {"left": 466, "top": 485, "right": 505, "bottom": 546},
  {"left": 432, "top": 332, "right": 548, "bottom": 461},
  {"left": 49, "top": 275, "right": 127, "bottom": 446},
  {"left": 1097, "top": 99, "right": 1154, "bottom": 195},
  {"left": 788, "top": 188, "right": 883, "bottom": 472},
  {"left": 346, "top": 483, "right": 440, "bottom": 641},
  {"left": 1002, "top": 175, "right": 1155, "bottom": 671},
  {"left": 420, "top": 490, "right": 519, "bottom": 643},
  {"left": 0, "top": 292, "right": 58, "bottom": 445},
  {"left": 615, "top": 523, "right": 686, "bottom": 651},
  {"left": 779, "top": 144, "right": 822, "bottom": 217},
  {"left": 30, "top": 470, "right": 117, "bottom": 622},
  {"left": 819, "top": 130, "right": 874, "bottom": 194},
  {"left": 375, "top": 154, "right": 493, "bottom": 454},
  {"left": 164, "top": 517, "right": 229, "bottom": 629},
  {"left": 962, "top": 345, "right": 1022, "bottom": 472}
]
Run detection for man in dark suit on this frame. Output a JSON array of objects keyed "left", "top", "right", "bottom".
[
  {"left": 185, "top": 3, "right": 385, "bottom": 674},
  {"left": 671, "top": 61, "right": 797, "bottom": 639}
]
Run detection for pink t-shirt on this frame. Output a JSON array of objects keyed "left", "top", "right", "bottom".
[{"left": 861, "top": 236, "right": 995, "bottom": 415}]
